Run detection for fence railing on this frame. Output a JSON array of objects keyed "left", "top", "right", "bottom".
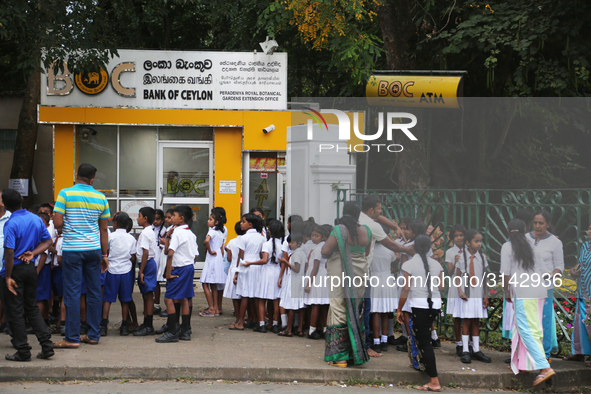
[{"left": 336, "top": 188, "right": 591, "bottom": 354}]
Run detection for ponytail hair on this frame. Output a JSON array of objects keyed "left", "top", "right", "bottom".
[
  {"left": 268, "top": 220, "right": 285, "bottom": 264},
  {"left": 414, "top": 234, "right": 434, "bottom": 310},
  {"left": 508, "top": 219, "right": 535, "bottom": 272},
  {"left": 210, "top": 211, "right": 225, "bottom": 233}
]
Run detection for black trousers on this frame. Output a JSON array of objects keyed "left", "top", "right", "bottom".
[
  {"left": 411, "top": 307, "right": 440, "bottom": 378},
  {"left": 3, "top": 262, "right": 53, "bottom": 358}
]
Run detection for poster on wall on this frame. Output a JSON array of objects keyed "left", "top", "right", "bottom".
[
  {"left": 41, "top": 49, "right": 287, "bottom": 110},
  {"left": 120, "top": 200, "right": 155, "bottom": 222}
]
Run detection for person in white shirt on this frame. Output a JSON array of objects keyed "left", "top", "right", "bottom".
[
  {"left": 397, "top": 234, "right": 444, "bottom": 392},
  {"left": 223, "top": 222, "right": 246, "bottom": 318},
  {"left": 134, "top": 207, "right": 158, "bottom": 336},
  {"left": 100, "top": 212, "right": 136, "bottom": 336},
  {"left": 156, "top": 205, "right": 199, "bottom": 343}
]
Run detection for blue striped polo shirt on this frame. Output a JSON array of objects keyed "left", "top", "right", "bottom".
[{"left": 54, "top": 184, "right": 111, "bottom": 251}]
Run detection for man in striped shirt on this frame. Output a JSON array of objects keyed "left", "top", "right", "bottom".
[{"left": 53, "top": 163, "right": 110, "bottom": 348}]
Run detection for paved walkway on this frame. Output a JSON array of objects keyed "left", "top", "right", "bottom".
[{"left": 0, "top": 290, "right": 589, "bottom": 390}]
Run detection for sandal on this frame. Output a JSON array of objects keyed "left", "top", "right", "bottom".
[
  {"left": 199, "top": 310, "right": 215, "bottom": 317},
  {"left": 563, "top": 355, "right": 584, "bottom": 362},
  {"left": 533, "top": 370, "right": 556, "bottom": 386},
  {"left": 327, "top": 361, "right": 347, "bottom": 368},
  {"left": 81, "top": 335, "right": 99, "bottom": 345},
  {"left": 54, "top": 339, "right": 79, "bottom": 349},
  {"left": 294, "top": 330, "right": 305, "bottom": 337},
  {"left": 415, "top": 385, "right": 441, "bottom": 392},
  {"left": 5, "top": 352, "right": 31, "bottom": 362},
  {"left": 277, "top": 330, "right": 293, "bottom": 337},
  {"left": 229, "top": 324, "right": 244, "bottom": 331}
]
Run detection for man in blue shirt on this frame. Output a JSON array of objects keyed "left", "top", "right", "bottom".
[
  {"left": 2, "top": 189, "right": 54, "bottom": 361},
  {"left": 53, "top": 163, "right": 110, "bottom": 348}
]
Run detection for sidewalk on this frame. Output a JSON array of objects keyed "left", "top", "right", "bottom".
[{"left": 0, "top": 290, "right": 589, "bottom": 390}]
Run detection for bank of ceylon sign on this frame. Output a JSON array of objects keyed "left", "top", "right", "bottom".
[{"left": 41, "top": 49, "right": 288, "bottom": 110}]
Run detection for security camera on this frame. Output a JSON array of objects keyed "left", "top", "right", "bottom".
[{"left": 263, "top": 125, "right": 275, "bottom": 134}]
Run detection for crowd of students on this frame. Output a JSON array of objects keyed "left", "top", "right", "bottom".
[{"left": 0, "top": 178, "right": 564, "bottom": 388}]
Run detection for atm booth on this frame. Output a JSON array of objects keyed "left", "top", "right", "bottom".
[{"left": 39, "top": 49, "right": 289, "bottom": 267}]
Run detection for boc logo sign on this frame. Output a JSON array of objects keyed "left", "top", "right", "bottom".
[{"left": 74, "top": 66, "right": 109, "bottom": 95}]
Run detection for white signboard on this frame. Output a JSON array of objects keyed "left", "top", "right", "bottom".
[
  {"left": 219, "top": 181, "right": 237, "bottom": 194},
  {"left": 41, "top": 49, "right": 287, "bottom": 110},
  {"left": 120, "top": 200, "right": 155, "bottom": 222},
  {"left": 8, "top": 179, "right": 29, "bottom": 197}
]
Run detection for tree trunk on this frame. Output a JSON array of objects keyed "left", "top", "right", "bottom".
[
  {"left": 377, "top": 0, "right": 430, "bottom": 190},
  {"left": 10, "top": 67, "right": 40, "bottom": 205}
]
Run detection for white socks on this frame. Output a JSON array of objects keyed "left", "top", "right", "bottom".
[
  {"left": 456, "top": 341, "right": 462, "bottom": 347},
  {"left": 431, "top": 330, "right": 438, "bottom": 341},
  {"left": 381, "top": 335, "right": 388, "bottom": 344},
  {"left": 273, "top": 320, "right": 278, "bottom": 326},
  {"left": 309, "top": 326, "right": 316, "bottom": 335},
  {"left": 259, "top": 321, "right": 265, "bottom": 326},
  {"left": 472, "top": 336, "right": 480, "bottom": 353},
  {"left": 374, "top": 338, "right": 380, "bottom": 345},
  {"left": 388, "top": 318, "right": 394, "bottom": 337},
  {"left": 462, "top": 335, "right": 470, "bottom": 353},
  {"left": 281, "top": 314, "right": 287, "bottom": 327}
]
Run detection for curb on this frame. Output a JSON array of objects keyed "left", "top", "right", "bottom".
[{"left": 1, "top": 365, "right": 590, "bottom": 389}]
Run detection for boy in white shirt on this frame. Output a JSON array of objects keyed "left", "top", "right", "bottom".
[
  {"left": 100, "top": 212, "right": 137, "bottom": 336},
  {"left": 156, "top": 205, "right": 198, "bottom": 343},
  {"left": 134, "top": 207, "right": 158, "bottom": 336}
]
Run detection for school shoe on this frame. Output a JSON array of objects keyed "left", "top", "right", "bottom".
[
  {"left": 308, "top": 331, "right": 321, "bottom": 340},
  {"left": 133, "top": 325, "right": 155, "bottom": 336},
  {"left": 461, "top": 352, "right": 472, "bottom": 364},
  {"left": 59, "top": 326, "right": 65, "bottom": 336},
  {"left": 456, "top": 346, "right": 463, "bottom": 357},
  {"left": 100, "top": 325, "right": 108, "bottom": 337},
  {"left": 389, "top": 335, "right": 407, "bottom": 346},
  {"left": 253, "top": 325, "right": 267, "bottom": 333},
  {"left": 380, "top": 342, "right": 389, "bottom": 352},
  {"left": 153, "top": 305, "right": 162, "bottom": 315},
  {"left": 155, "top": 324, "right": 169, "bottom": 335},
  {"left": 431, "top": 339, "right": 441, "bottom": 348},
  {"left": 370, "top": 343, "right": 382, "bottom": 354},
  {"left": 471, "top": 351, "right": 492, "bottom": 363},
  {"left": 244, "top": 321, "right": 257, "bottom": 329},
  {"left": 270, "top": 325, "right": 280, "bottom": 334},
  {"left": 155, "top": 331, "right": 179, "bottom": 343},
  {"left": 178, "top": 329, "right": 191, "bottom": 341},
  {"left": 396, "top": 343, "right": 408, "bottom": 352},
  {"left": 159, "top": 310, "right": 168, "bottom": 318},
  {"left": 120, "top": 325, "right": 130, "bottom": 336}
]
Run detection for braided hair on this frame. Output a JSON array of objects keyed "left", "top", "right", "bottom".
[
  {"left": 268, "top": 220, "right": 285, "bottom": 264},
  {"left": 414, "top": 234, "right": 434, "bottom": 310}
]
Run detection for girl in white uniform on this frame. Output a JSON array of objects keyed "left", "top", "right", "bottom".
[
  {"left": 278, "top": 233, "right": 306, "bottom": 337},
  {"left": 304, "top": 224, "right": 330, "bottom": 339},
  {"left": 370, "top": 241, "right": 398, "bottom": 351},
  {"left": 223, "top": 222, "right": 245, "bottom": 318},
  {"left": 229, "top": 213, "right": 265, "bottom": 330},
  {"left": 254, "top": 220, "right": 285, "bottom": 333},
  {"left": 454, "top": 229, "right": 492, "bottom": 364},
  {"left": 201, "top": 210, "right": 226, "bottom": 317},
  {"left": 445, "top": 224, "right": 466, "bottom": 356}
]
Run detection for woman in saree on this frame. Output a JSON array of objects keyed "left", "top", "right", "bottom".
[
  {"left": 321, "top": 201, "right": 372, "bottom": 367},
  {"left": 565, "top": 223, "right": 591, "bottom": 362},
  {"left": 501, "top": 219, "right": 555, "bottom": 387}
]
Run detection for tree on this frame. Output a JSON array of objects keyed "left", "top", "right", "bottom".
[{"left": 0, "top": 0, "right": 118, "bottom": 202}]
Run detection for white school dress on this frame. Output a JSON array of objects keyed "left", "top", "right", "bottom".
[
  {"left": 223, "top": 236, "right": 242, "bottom": 300},
  {"left": 235, "top": 229, "right": 265, "bottom": 298},
  {"left": 201, "top": 227, "right": 226, "bottom": 285},
  {"left": 453, "top": 249, "right": 488, "bottom": 319},
  {"left": 256, "top": 238, "right": 283, "bottom": 300},
  {"left": 370, "top": 243, "right": 398, "bottom": 313},
  {"left": 445, "top": 244, "right": 461, "bottom": 316},
  {"left": 279, "top": 247, "right": 307, "bottom": 310},
  {"left": 305, "top": 241, "right": 330, "bottom": 305},
  {"left": 217, "top": 225, "right": 229, "bottom": 291},
  {"left": 156, "top": 225, "right": 169, "bottom": 282}
]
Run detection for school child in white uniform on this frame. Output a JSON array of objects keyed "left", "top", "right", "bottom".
[
  {"left": 100, "top": 212, "right": 137, "bottom": 336},
  {"left": 229, "top": 213, "right": 265, "bottom": 330},
  {"left": 134, "top": 207, "right": 158, "bottom": 336},
  {"left": 156, "top": 209, "right": 174, "bottom": 318},
  {"left": 200, "top": 210, "right": 226, "bottom": 317},
  {"left": 255, "top": 220, "right": 285, "bottom": 333},
  {"left": 454, "top": 229, "right": 492, "bottom": 364},
  {"left": 278, "top": 233, "right": 306, "bottom": 337},
  {"left": 304, "top": 224, "right": 331, "bottom": 339},
  {"left": 212, "top": 207, "right": 228, "bottom": 314},
  {"left": 35, "top": 213, "right": 53, "bottom": 324},
  {"left": 370, "top": 241, "right": 398, "bottom": 353},
  {"left": 445, "top": 224, "right": 466, "bottom": 356},
  {"left": 152, "top": 209, "right": 165, "bottom": 316},
  {"left": 223, "top": 222, "right": 245, "bottom": 319},
  {"left": 156, "top": 205, "right": 199, "bottom": 343}
]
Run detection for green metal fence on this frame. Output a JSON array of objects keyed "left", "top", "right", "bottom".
[{"left": 336, "top": 188, "right": 591, "bottom": 354}]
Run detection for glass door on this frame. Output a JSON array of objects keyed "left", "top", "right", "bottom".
[{"left": 157, "top": 141, "right": 213, "bottom": 267}]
